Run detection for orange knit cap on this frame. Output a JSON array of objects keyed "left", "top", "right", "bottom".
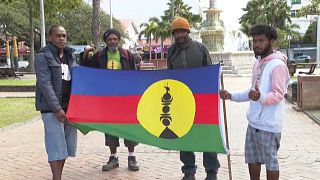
[{"left": 171, "top": 17, "right": 190, "bottom": 33}]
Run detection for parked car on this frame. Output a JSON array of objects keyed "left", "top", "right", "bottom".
[{"left": 290, "top": 55, "right": 311, "bottom": 64}]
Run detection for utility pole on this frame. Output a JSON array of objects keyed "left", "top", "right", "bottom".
[
  {"left": 40, "top": 0, "right": 46, "bottom": 48},
  {"left": 171, "top": 1, "right": 175, "bottom": 43},
  {"left": 317, "top": 15, "right": 320, "bottom": 67},
  {"left": 110, "top": 0, "right": 113, "bottom": 28}
]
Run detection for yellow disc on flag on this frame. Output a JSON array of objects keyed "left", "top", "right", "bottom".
[{"left": 137, "top": 79, "right": 195, "bottom": 139}]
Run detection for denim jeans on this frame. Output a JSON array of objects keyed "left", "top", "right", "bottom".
[
  {"left": 180, "top": 151, "right": 220, "bottom": 174},
  {"left": 42, "top": 113, "right": 77, "bottom": 162}
]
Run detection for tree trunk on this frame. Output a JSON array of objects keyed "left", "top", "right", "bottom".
[
  {"left": 149, "top": 38, "right": 152, "bottom": 60},
  {"left": 28, "top": 4, "right": 35, "bottom": 72},
  {"left": 92, "top": 0, "right": 101, "bottom": 48},
  {"left": 161, "top": 39, "right": 164, "bottom": 59}
]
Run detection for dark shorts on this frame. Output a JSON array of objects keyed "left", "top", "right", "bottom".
[
  {"left": 104, "top": 134, "right": 138, "bottom": 147},
  {"left": 245, "top": 125, "right": 281, "bottom": 171}
]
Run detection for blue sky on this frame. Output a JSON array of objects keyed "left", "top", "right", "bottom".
[{"left": 91, "top": 0, "right": 249, "bottom": 30}]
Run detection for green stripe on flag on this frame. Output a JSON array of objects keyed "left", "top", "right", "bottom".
[{"left": 72, "top": 123, "right": 226, "bottom": 153}]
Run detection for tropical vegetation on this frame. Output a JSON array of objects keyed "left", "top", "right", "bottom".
[
  {"left": 239, "top": 0, "right": 301, "bottom": 48},
  {"left": 139, "top": 0, "right": 201, "bottom": 59},
  {"left": 0, "top": 0, "right": 126, "bottom": 71},
  {"left": 298, "top": 0, "right": 320, "bottom": 45}
]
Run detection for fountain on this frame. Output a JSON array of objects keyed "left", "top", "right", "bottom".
[
  {"left": 200, "top": 0, "right": 224, "bottom": 52},
  {"left": 196, "top": 0, "right": 255, "bottom": 75},
  {"left": 224, "top": 30, "right": 250, "bottom": 52}
]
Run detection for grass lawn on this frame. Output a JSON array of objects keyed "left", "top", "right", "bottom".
[
  {"left": 0, "top": 98, "right": 39, "bottom": 128},
  {"left": 0, "top": 79, "right": 36, "bottom": 86}
]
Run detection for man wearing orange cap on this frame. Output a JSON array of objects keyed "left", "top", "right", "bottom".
[{"left": 167, "top": 17, "right": 220, "bottom": 180}]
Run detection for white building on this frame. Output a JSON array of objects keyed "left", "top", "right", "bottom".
[
  {"left": 120, "top": 19, "right": 139, "bottom": 50},
  {"left": 288, "top": 0, "right": 317, "bottom": 35}
]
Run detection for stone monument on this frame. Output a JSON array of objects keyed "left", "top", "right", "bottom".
[
  {"left": 200, "top": 0, "right": 255, "bottom": 75},
  {"left": 200, "top": 0, "right": 224, "bottom": 52}
]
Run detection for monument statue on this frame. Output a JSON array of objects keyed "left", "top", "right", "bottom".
[{"left": 200, "top": 0, "right": 224, "bottom": 52}]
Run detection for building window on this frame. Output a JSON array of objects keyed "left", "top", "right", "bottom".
[
  {"left": 291, "top": 0, "right": 301, "bottom": 5},
  {"left": 291, "top": 10, "right": 300, "bottom": 17}
]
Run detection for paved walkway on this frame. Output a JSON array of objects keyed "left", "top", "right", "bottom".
[{"left": 1, "top": 76, "right": 320, "bottom": 180}]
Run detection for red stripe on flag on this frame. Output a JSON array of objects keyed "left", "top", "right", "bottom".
[
  {"left": 67, "top": 94, "right": 219, "bottom": 124},
  {"left": 67, "top": 95, "right": 140, "bottom": 124},
  {"left": 195, "top": 94, "right": 219, "bottom": 124}
]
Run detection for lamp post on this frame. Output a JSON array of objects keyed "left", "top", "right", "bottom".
[
  {"left": 40, "top": 0, "right": 46, "bottom": 48},
  {"left": 109, "top": 0, "right": 113, "bottom": 28},
  {"left": 317, "top": 15, "right": 320, "bottom": 67},
  {"left": 287, "top": 34, "right": 291, "bottom": 62}
]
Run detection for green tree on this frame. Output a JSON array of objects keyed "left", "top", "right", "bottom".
[
  {"left": 298, "top": 0, "right": 319, "bottom": 45},
  {"left": 0, "top": 1, "right": 29, "bottom": 41},
  {"left": 298, "top": 0, "right": 320, "bottom": 16},
  {"left": 148, "top": 17, "right": 172, "bottom": 59},
  {"left": 162, "top": 0, "right": 201, "bottom": 28},
  {"left": 139, "top": 19, "right": 159, "bottom": 59},
  {"left": 303, "top": 21, "right": 317, "bottom": 44},
  {"left": 57, "top": 2, "right": 126, "bottom": 46},
  {"left": 239, "top": 0, "right": 295, "bottom": 48},
  {"left": 239, "top": 0, "right": 292, "bottom": 35},
  {"left": 138, "top": 0, "right": 201, "bottom": 60},
  {"left": 0, "top": 0, "right": 82, "bottom": 71}
]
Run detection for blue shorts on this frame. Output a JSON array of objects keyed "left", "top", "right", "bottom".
[
  {"left": 245, "top": 125, "right": 281, "bottom": 171},
  {"left": 42, "top": 113, "right": 77, "bottom": 162}
]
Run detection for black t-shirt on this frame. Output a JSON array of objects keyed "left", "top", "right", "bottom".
[{"left": 59, "top": 54, "right": 72, "bottom": 111}]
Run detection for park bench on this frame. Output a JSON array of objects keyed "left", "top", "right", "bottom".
[
  {"left": 139, "top": 62, "right": 155, "bottom": 70},
  {"left": 298, "top": 63, "right": 317, "bottom": 75},
  {"left": 0, "top": 67, "right": 22, "bottom": 79}
]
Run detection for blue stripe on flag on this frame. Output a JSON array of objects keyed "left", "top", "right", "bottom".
[{"left": 71, "top": 64, "right": 221, "bottom": 96}]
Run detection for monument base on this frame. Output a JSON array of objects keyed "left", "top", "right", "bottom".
[{"left": 209, "top": 51, "right": 255, "bottom": 75}]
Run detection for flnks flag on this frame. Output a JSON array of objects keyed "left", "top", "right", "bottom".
[{"left": 67, "top": 64, "right": 228, "bottom": 153}]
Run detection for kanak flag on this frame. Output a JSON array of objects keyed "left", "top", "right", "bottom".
[{"left": 67, "top": 64, "right": 228, "bottom": 153}]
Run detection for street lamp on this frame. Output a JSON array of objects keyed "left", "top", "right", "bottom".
[
  {"left": 287, "top": 34, "right": 291, "bottom": 61},
  {"left": 317, "top": 15, "right": 320, "bottom": 67},
  {"left": 40, "top": 0, "right": 46, "bottom": 48},
  {"left": 109, "top": 0, "right": 113, "bottom": 28}
]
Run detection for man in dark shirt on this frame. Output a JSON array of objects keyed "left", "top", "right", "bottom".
[
  {"left": 34, "top": 25, "right": 77, "bottom": 180},
  {"left": 80, "top": 29, "right": 139, "bottom": 172},
  {"left": 167, "top": 17, "right": 220, "bottom": 180}
]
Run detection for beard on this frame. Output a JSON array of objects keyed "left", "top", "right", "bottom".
[
  {"left": 108, "top": 45, "right": 118, "bottom": 52},
  {"left": 253, "top": 44, "right": 272, "bottom": 56}
]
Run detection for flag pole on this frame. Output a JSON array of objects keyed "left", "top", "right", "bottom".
[{"left": 220, "top": 72, "right": 232, "bottom": 180}]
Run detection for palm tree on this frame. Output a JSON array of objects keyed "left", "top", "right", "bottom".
[
  {"left": 149, "top": 17, "right": 171, "bottom": 59},
  {"left": 139, "top": 0, "right": 202, "bottom": 60},
  {"left": 139, "top": 19, "right": 158, "bottom": 60},
  {"left": 240, "top": 0, "right": 296, "bottom": 49},
  {"left": 239, "top": 0, "right": 291, "bottom": 35},
  {"left": 162, "top": 0, "right": 201, "bottom": 28}
]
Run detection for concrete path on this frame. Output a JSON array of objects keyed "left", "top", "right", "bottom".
[{"left": 0, "top": 76, "right": 320, "bottom": 180}]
